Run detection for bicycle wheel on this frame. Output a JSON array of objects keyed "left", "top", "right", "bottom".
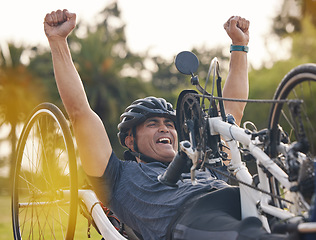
[
  {"left": 267, "top": 64, "right": 316, "bottom": 209},
  {"left": 268, "top": 63, "right": 316, "bottom": 158},
  {"left": 12, "top": 103, "right": 78, "bottom": 239}
]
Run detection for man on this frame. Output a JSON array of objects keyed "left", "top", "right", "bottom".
[{"left": 44, "top": 9, "right": 287, "bottom": 240}]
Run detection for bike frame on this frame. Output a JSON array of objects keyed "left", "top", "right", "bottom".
[
  {"left": 73, "top": 115, "right": 316, "bottom": 240},
  {"left": 208, "top": 116, "right": 316, "bottom": 232}
]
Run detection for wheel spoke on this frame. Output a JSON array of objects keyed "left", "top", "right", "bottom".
[
  {"left": 268, "top": 65, "right": 316, "bottom": 216},
  {"left": 12, "top": 103, "right": 77, "bottom": 239}
]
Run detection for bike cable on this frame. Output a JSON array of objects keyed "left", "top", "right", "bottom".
[{"left": 205, "top": 163, "right": 294, "bottom": 204}]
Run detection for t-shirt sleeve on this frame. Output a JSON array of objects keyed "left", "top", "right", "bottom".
[{"left": 87, "top": 151, "right": 121, "bottom": 206}]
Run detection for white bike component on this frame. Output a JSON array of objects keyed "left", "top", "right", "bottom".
[
  {"left": 209, "top": 117, "right": 294, "bottom": 189},
  {"left": 208, "top": 117, "right": 301, "bottom": 232},
  {"left": 78, "top": 190, "right": 126, "bottom": 240}
]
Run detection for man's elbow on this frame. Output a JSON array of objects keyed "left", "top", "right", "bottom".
[{"left": 66, "top": 103, "right": 92, "bottom": 125}]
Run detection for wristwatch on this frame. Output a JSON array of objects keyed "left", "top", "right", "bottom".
[{"left": 230, "top": 45, "right": 249, "bottom": 53}]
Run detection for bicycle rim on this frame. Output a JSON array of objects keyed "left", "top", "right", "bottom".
[
  {"left": 268, "top": 64, "right": 316, "bottom": 209},
  {"left": 269, "top": 64, "right": 316, "bottom": 157},
  {"left": 12, "top": 103, "right": 78, "bottom": 240}
]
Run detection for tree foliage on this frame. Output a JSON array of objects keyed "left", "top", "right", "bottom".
[
  {"left": 0, "top": 43, "right": 45, "bottom": 175},
  {"left": 149, "top": 45, "right": 230, "bottom": 108},
  {"left": 272, "top": 0, "right": 316, "bottom": 37}
]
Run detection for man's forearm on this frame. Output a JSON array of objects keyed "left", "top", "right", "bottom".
[
  {"left": 49, "top": 38, "right": 90, "bottom": 120},
  {"left": 223, "top": 51, "right": 249, "bottom": 125}
]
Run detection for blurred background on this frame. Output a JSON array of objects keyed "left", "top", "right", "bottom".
[{"left": 1, "top": 0, "right": 316, "bottom": 238}]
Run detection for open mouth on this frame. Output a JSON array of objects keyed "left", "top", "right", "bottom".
[{"left": 156, "top": 137, "right": 172, "bottom": 144}]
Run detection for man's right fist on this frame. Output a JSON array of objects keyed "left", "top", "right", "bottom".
[{"left": 44, "top": 9, "right": 76, "bottom": 40}]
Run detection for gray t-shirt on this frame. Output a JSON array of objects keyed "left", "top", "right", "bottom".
[{"left": 89, "top": 152, "right": 229, "bottom": 240}]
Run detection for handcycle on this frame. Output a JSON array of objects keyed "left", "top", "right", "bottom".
[{"left": 11, "top": 51, "right": 316, "bottom": 239}]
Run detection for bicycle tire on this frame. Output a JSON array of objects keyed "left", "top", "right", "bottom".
[
  {"left": 268, "top": 63, "right": 316, "bottom": 157},
  {"left": 12, "top": 103, "right": 78, "bottom": 240},
  {"left": 267, "top": 64, "right": 316, "bottom": 210}
]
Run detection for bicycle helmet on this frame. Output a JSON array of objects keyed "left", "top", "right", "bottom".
[{"left": 118, "top": 96, "right": 176, "bottom": 148}]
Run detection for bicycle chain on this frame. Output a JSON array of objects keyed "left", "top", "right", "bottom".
[{"left": 205, "top": 163, "right": 294, "bottom": 205}]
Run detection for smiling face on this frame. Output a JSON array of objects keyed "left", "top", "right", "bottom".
[{"left": 126, "top": 117, "right": 178, "bottom": 163}]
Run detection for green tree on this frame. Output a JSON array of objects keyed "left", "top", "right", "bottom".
[
  {"left": 27, "top": 46, "right": 60, "bottom": 104},
  {"left": 272, "top": 0, "right": 316, "bottom": 37},
  {"left": 0, "top": 43, "right": 45, "bottom": 176},
  {"left": 148, "top": 45, "right": 230, "bottom": 108}
]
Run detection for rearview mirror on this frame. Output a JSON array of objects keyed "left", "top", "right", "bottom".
[{"left": 175, "top": 51, "right": 199, "bottom": 76}]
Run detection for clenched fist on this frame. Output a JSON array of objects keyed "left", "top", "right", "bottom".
[
  {"left": 224, "top": 16, "right": 250, "bottom": 46},
  {"left": 44, "top": 9, "right": 76, "bottom": 40}
]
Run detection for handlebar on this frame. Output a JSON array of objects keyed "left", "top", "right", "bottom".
[{"left": 158, "top": 141, "right": 193, "bottom": 187}]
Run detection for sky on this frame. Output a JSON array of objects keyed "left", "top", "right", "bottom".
[{"left": 0, "top": 0, "right": 287, "bottom": 68}]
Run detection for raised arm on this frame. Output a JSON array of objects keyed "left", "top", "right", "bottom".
[
  {"left": 44, "top": 9, "right": 112, "bottom": 177},
  {"left": 223, "top": 16, "right": 250, "bottom": 126}
]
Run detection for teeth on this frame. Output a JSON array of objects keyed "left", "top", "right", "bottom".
[{"left": 158, "top": 137, "right": 171, "bottom": 144}]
